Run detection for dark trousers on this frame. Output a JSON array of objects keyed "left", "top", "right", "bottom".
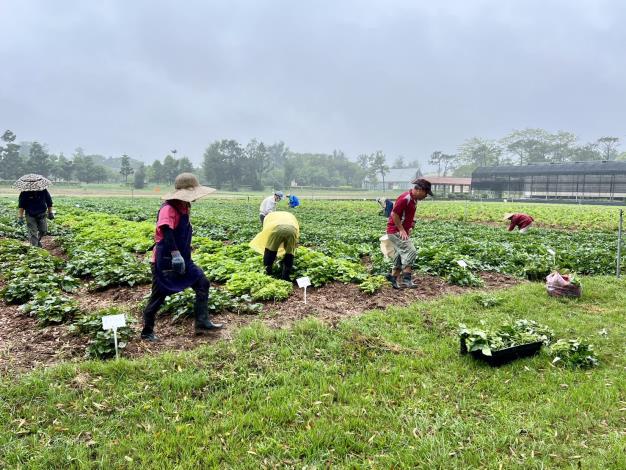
[
  {"left": 26, "top": 213, "right": 47, "bottom": 247},
  {"left": 142, "top": 265, "right": 210, "bottom": 335}
]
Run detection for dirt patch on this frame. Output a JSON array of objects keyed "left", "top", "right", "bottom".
[
  {"left": 261, "top": 272, "right": 521, "bottom": 327},
  {"left": 40, "top": 236, "right": 68, "bottom": 260},
  {"left": 0, "top": 302, "right": 86, "bottom": 374},
  {"left": 0, "top": 272, "right": 522, "bottom": 375}
]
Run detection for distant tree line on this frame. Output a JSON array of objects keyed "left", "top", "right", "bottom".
[
  {"left": 201, "top": 139, "right": 415, "bottom": 190},
  {"left": 429, "top": 129, "right": 624, "bottom": 177}
]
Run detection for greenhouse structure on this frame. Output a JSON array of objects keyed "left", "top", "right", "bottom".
[{"left": 471, "top": 161, "right": 626, "bottom": 200}]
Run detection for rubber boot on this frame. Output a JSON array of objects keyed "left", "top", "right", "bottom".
[
  {"left": 194, "top": 296, "right": 223, "bottom": 335},
  {"left": 400, "top": 272, "right": 418, "bottom": 289},
  {"left": 280, "top": 254, "right": 294, "bottom": 281},
  {"left": 263, "top": 249, "right": 278, "bottom": 276}
]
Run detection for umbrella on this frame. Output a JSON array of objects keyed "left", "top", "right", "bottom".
[{"left": 13, "top": 174, "right": 52, "bottom": 191}]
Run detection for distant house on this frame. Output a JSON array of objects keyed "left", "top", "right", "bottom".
[
  {"left": 362, "top": 168, "right": 422, "bottom": 191},
  {"left": 425, "top": 176, "right": 472, "bottom": 194}
]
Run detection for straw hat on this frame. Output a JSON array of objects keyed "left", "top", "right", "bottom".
[
  {"left": 162, "top": 173, "right": 216, "bottom": 202},
  {"left": 13, "top": 174, "right": 52, "bottom": 191},
  {"left": 503, "top": 213, "right": 515, "bottom": 221}
]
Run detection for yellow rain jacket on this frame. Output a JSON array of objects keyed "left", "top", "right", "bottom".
[{"left": 250, "top": 211, "right": 300, "bottom": 257}]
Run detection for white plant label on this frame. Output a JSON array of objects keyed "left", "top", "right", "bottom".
[
  {"left": 102, "top": 314, "right": 126, "bottom": 330},
  {"left": 102, "top": 314, "right": 126, "bottom": 360},
  {"left": 296, "top": 277, "right": 311, "bottom": 304},
  {"left": 296, "top": 277, "right": 311, "bottom": 288},
  {"left": 457, "top": 260, "right": 468, "bottom": 268}
]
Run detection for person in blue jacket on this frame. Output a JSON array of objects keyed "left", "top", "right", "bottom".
[{"left": 287, "top": 194, "right": 300, "bottom": 208}]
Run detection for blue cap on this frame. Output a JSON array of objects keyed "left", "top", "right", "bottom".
[{"left": 275, "top": 191, "right": 284, "bottom": 199}]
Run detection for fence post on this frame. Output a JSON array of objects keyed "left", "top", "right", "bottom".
[{"left": 617, "top": 209, "right": 623, "bottom": 278}]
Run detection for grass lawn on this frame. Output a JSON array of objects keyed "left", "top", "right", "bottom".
[{"left": 1, "top": 277, "right": 625, "bottom": 469}]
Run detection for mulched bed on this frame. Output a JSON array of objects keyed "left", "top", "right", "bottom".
[
  {"left": 0, "top": 236, "right": 522, "bottom": 374},
  {"left": 0, "top": 271, "right": 522, "bottom": 375}
]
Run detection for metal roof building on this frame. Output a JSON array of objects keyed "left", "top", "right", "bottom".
[{"left": 471, "top": 161, "right": 626, "bottom": 199}]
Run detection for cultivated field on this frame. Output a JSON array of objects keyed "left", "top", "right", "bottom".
[{"left": 0, "top": 196, "right": 624, "bottom": 468}]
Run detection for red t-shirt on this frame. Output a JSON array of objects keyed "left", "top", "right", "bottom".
[
  {"left": 151, "top": 201, "right": 190, "bottom": 261},
  {"left": 386, "top": 191, "right": 417, "bottom": 234},
  {"left": 508, "top": 213, "right": 534, "bottom": 231}
]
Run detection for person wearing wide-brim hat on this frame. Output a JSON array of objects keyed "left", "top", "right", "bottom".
[
  {"left": 503, "top": 212, "right": 534, "bottom": 233},
  {"left": 141, "top": 173, "right": 222, "bottom": 341},
  {"left": 14, "top": 174, "right": 54, "bottom": 247}
]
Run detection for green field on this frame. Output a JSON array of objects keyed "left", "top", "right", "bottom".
[{"left": 0, "top": 197, "right": 625, "bottom": 468}]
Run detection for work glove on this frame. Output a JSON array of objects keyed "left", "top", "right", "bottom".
[
  {"left": 17, "top": 217, "right": 24, "bottom": 226},
  {"left": 171, "top": 251, "right": 186, "bottom": 275},
  {"left": 47, "top": 212, "right": 55, "bottom": 220}
]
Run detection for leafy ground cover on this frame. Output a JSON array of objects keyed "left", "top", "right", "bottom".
[
  {"left": 0, "top": 277, "right": 624, "bottom": 468},
  {"left": 43, "top": 198, "right": 626, "bottom": 285}
]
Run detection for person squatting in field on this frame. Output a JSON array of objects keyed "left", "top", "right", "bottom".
[
  {"left": 250, "top": 211, "right": 300, "bottom": 281},
  {"left": 15, "top": 174, "right": 55, "bottom": 247},
  {"left": 141, "top": 173, "right": 223, "bottom": 342},
  {"left": 259, "top": 191, "right": 284, "bottom": 224},
  {"left": 287, "top": 193, "right": 300, "bottom": 208},
  {"left": 385, "top": 178, "right": 433, "bottom": 289},
  {"left": 504, "top": 212, "right": 534, "bottom": 233}
]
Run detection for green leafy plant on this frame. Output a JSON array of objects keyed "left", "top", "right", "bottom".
[
  {"left": 459, "top": 319, "right": 554, "bottom": 356},
  {"left": 69, "top": 307, "right": 134, "bottom": 359},
  {"left": 226, "top": 272, "right": 293, "bottom": 301},
  {"left": 549, "top": 339, "right": 599, "bottom": 368},
  {"left": 19, "top": 290, "right": 80, "bottom": 326},
  {"left": 160, "top": 288, "right": 263, "bottom": 323},
  {"left": 446, "top": 267, "right": 484, "bottom": 287},
  {"left": 359, "top": 275, "right": 387, "bottom": 294}
]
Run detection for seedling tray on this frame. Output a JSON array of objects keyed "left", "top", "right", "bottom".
[{"left": 460, "top": 338, "right": 543, "bottom": 367}]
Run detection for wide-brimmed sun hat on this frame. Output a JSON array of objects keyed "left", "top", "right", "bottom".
[
  {"left": 162, "top": 173, "right": 216, "bottom": 202},
  {"left": 13, "top": 174, "right": 52, "bottom": 191},
  {"left": 503, "top": 213, "right": 515, "bottom": 221}
]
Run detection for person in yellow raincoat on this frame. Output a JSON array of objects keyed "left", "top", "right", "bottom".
[{"left": 249, "top": 211, "right": 299, "bottom": 280}]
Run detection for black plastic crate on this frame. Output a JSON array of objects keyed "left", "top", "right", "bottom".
[{"left": 460, "top": 338, "right": 543, "bottom": 367}]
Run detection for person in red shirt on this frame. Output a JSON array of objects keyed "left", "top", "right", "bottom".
[
  {"left": 385, "top": 178, "right": 433, "bottom": 288},
  {"left": 504, "top": 213, "right": 534, "bottom": 233}
]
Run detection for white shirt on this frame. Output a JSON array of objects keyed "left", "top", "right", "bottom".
[{"left": 259, "top": 195, "right": 276, "bottom": 216}]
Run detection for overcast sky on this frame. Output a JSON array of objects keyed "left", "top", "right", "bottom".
[{"left": 1, "top": 0, "right": 626, "bottom": 165}]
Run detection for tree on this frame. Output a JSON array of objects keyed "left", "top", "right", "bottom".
[
  {"left": 596, "top": 136, "right": 620, "bottom": 160},
  {"left": 134, "top": 163, "right": 146, "bottom": 189},
  {"left": 440, "top": 153, "right": 458, "bottom": 177},
  {"left": 548, "top": 131, "right": 577, "bottom": 163},
  {"left": 392, "top": 156, "right": 405, "bottom": 169},
  {"left": 162, "top": 155, "right": 179, "bottom": 184},
  {"left": 458, "top": 138, "right": 503, "bottom": 168},
  {"left": 73, "top": 153, "right": 96, "bottom": 183},
  {"left": 245, "top": 139, "right": 271, "bottom": 191},
  {"left": 501, "top": 129, "right": 550, "bottom": 164},
  {"left": 178, "top": 157, "right": 194, "bottom": 173},
  {"left": 26, "top": 142, "right": 51, "bottom": 176},
  {"left": 151, "top": 160, "right": 164, "bottom": 184},
  {"left": 55, "top": 153, "right": 74, "bottom": 181},
  {"left": 119, "top": 154, "right": 134, "bottom": 183},
  {"left": 370, "top": 151, "right": 389, "bottom": 190},
  {"left": 267, "top": 141, "right": 289, "bottom": 168},
  {"left": 429, "top": 151, "right": 443, "bottom": 176},
  {"left": 0, "top": 130, "right": 23, "bottom": 179},
  {"left": 202, "top": 139, "right": 244, "bottom": 189}
]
